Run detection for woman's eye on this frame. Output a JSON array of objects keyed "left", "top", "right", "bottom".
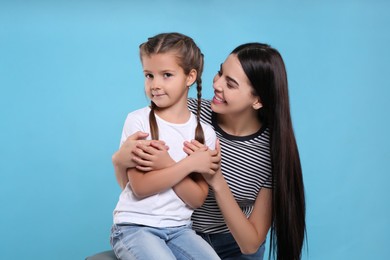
[{"left": 217, "top": 70, "right": 222, "bottom": 76}]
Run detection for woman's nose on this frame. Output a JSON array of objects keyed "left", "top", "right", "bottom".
[{"left": 213, "top": 75, "right": 223, "bottom": 92}]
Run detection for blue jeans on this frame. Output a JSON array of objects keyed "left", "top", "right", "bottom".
[
  {"left": 110, "top": 224, "right": 220, "bottom": 260},
  {"left": 197, "top": 232, "right": 265, "bottom": 260}
]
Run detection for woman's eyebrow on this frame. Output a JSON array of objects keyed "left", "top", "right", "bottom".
[
  {"left": 226, "top": 76, "right": 239, "bottom": 86},
  {"left": 221, "top": 63, "right": 239, "bottom": 86}
]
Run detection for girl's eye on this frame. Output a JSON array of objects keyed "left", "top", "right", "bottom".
[
  {"left": 163, "top": 73, "right": 173, "bottom": 78},
  {"left": 145, "top": 74, "right": 153, "bottom": 79},
  {"left": 217, "top": 70, "right": 222, "bottom": 76}
]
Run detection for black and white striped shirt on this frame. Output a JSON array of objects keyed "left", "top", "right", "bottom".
[{"left": 188, "top": 98, "right": 272, "bottom": 234}]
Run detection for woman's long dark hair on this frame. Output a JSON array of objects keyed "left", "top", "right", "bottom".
[
  {"left": 139, "top": 32, "right": 205, "bottom": 144},
  {"left": 232, "top": 43, "right": 306, "bottom": 260}
]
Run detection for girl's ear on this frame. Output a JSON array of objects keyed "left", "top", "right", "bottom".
[
  {"left": 186, "top": 69, "right": 197, "bottom": 87},
  {"left": 252, "top": 98, "right": 263, "bottom": 110}
]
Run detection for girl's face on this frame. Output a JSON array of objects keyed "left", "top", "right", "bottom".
[
  {"left": 142, "top": 52, "right": 196, "bottom": 109},
  {"left": 211, "top": 54, "right": 261, "bottom": 116}
]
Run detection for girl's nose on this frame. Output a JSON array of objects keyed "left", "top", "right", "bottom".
[{"left": 151, "top": 80, "right": 161, "bottom": 90}]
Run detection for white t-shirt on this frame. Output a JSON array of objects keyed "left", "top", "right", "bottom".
[{"left": 113, "top": 106, "right": 216, "bottom": 227}]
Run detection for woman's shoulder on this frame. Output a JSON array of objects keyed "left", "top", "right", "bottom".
[
  {"left": 217, "top": 126, "right": 271, "bottom": 149},
  {"left": 187, "top": 98, "right": 211, "bottom": 112}
]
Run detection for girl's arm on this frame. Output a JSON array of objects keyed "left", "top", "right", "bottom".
[
  {"left": 184, "top": 140, "right": 272, "bottom": 254},
  {"left": 129, "top": 141, "right": 219, "bottom": 208},
  {"left": 172, "top": 173, "right": 209, "bottom": 209},
  {"left": 128, "top": 148, "right": 219, "bottom": 200},
  {"left": 172, "top": 136, "right": 219, "bottom": 208}
]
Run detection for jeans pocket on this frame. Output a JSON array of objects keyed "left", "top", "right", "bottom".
[{"left": 110, "top": 225, "right": 122, "bottom": 247}]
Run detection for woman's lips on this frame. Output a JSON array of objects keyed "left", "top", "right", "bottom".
[{"left": 212, "top": 95, "right": 225, "bottom": 104}]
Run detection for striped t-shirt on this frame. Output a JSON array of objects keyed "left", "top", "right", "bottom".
[{"left": 188, "top": 98, "right": 273, "bottom": 234}]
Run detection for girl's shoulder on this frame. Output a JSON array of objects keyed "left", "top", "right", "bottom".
[{"left": 125, "top": 106, "right": 151, "bottom": 120}]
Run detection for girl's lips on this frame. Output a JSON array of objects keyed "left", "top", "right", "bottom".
[{"left": 152, "top": 92, "right": 165, "bottom": 97}]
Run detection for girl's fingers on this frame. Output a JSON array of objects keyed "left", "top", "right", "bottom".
[
  {"left": 137, "top": 142, "right": 168, "bottom": 155},
  {"left": 133, "top": 148, "right": 150, "bottom": 160},
  {"left": 183, "top": 146, "right": 194, "bottom": 155},
  {"left": 190, "top": 139, "right": 204, "bottom": 148},
  {"left": 133, "top": 156, "right": 152, "bottom": 167},
  {"left": 183, "top": 141, "right": 198, "bottom": 153}
]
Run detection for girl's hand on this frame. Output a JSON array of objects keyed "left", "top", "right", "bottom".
[{"left": 134, "top": 140, "right": 174, "bottom": 172}]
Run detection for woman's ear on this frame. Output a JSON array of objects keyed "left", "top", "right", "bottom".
[
  {"left": 186, "top": 69, "right": 197, "bottom": 87},
  {"left": 252, "top": 98, "right": 263, "bottom": 110}
]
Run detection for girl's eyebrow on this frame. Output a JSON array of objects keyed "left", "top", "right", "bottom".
[{"left": 161, "top": 69, "right": 175, "bottom": 73}]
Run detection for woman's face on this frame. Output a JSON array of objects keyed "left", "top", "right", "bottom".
[{"left": 211, "top": 54, "right": 261, "bottom": 116}]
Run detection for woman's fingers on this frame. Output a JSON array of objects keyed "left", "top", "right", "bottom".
[
  {"left": 135, "top": 165, "right": 153, "bottom": 172},
  {"left": 215, "top": 138, "right": 220, "bottom": 153},
  {"left": 132, "top": 131, "right": 149, "bottom": 140}
]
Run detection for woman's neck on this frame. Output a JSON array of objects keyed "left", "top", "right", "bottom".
[{"left": 216, "top": 111, "right": 262, "bottom": 137}]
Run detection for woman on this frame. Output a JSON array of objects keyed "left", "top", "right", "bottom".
[{"left": 110, "top": 43, "right": 306, "bottom": 260}]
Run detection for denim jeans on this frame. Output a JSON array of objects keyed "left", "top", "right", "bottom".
[
  {"left": 197, "top": 232, "right": 265, "bottom": 260},
  {"left": 110, "top": 223, "right": 220, "bottom": 260}
]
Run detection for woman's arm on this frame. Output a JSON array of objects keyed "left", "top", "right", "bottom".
[
  {"left": 112, "top": 131, "right": 168, "bottom": 189},
  {"left": 184, "top": 140, "right": 272, "bottom": 254},
  {"left": 112, "top": 131, "right": 149, "bottom": 189},
  {"left": 209, "top": 171, "right": 272, "bottom": 254}
]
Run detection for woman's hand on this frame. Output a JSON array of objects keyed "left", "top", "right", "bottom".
[
  {"left": 183, "top": 139, "right": 221, "bottom": 175},
  {"left": 112, "top": 131, "right": 149, "bottom": 169},
  {"left": 133, "top": 140, "right": 174, "bottom": 172}
]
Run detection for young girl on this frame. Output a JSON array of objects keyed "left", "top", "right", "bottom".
[
  {"left": 110, "top": 33, "right": 220, "bottom": 260},
  {"left": 112, "top": 43, "right": 306, "bottom": 260}
]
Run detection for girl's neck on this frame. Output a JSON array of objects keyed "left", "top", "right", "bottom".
[
  {"left": 153, "top": 101, "right": 191, "bottom": 124},
  {"left": 216, "top": 111, "right": 262, "bottom": 136}
]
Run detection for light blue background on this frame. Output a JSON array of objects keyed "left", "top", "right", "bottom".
[{"left": 1, "top": 1, "right": 389, "bottom": 259}]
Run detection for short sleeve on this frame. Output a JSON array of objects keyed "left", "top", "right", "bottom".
[
  {"left": 119, "top": 108, "right": 150, "bottom": 147},
  {"left": 202, "top": 123, "right": 217, "bottom": 150}
]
